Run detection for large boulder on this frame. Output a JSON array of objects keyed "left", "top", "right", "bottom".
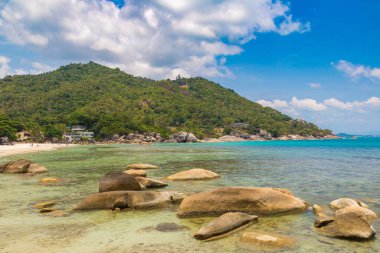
[
  {"left": 167, "top": 168, "right": 220, "bottom": 181},
  {"left": 177, "top": 187, "right": 308, "bottom": 217},
  {"left": 126, "top": 164, "right": 159, "bottom": 170},
  {"left": 0, "top": 159, "right": 48, "bottom": 174},
  {"left": 99, "top": 172, "right": 141, "bottom": 193},
  {"left": 194, "top": 212, "right": 258, "bottom": 240},
  {"left": 74, "top": 191, "right": 185, "bottom": 210},
  {"left": 135, "top": 177, "right": 168, "bottom": 189},
  {"left": 240, "top": 232, "right": 296, "bottom": 249}
]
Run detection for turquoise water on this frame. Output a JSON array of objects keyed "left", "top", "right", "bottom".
[{"left": 0, "top": 138, "right": 379, "bottom": 252}]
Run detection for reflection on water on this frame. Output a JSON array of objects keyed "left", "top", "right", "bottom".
[{"left": 0, "top": 139, "right": 379, "bottom": 252}]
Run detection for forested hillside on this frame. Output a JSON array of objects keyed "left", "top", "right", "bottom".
[{"left": 0, "top": 62, "right": 331, "bottom": 140}]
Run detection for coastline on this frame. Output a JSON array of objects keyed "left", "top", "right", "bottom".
[{"left": 0, "top": 143, "right": 76, "bottom": 158}]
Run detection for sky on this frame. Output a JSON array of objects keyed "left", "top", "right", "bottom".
[{"left": 0, "top": 0, "right": 379, "bottom": 134}]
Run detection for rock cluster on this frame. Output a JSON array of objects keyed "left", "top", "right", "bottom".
[
  {"left": 167, "top": 132, "right": 197, "bottom": 143},
  {"left": 313, "top": 198, "right": 377, "bottom": 240}
]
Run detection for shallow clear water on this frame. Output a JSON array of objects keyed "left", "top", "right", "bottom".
[{"left": 0, "top": 138, "right": 379, "bottom": 252}]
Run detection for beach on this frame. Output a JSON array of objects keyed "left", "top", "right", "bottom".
[{"left": 0, "top": 143, "right": 75, "bottom": 158}]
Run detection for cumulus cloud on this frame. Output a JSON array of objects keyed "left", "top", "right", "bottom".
[
  {"left": 258, "top": 96, "right": 380, "bottom": 115},
  {"left": 0, "top": 0, "right": 309, "bottom": 79},
  {"left": 334, "top": 60, "right": 380, "bottom": 81},
  {"left": 309, "top": 82, "right": 321, "bottom": 88}
]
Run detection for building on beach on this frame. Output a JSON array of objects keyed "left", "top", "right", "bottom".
[{"left": 63, "top": 125, "right": 94, "bottom": 142}]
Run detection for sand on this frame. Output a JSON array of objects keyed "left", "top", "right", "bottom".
[{"left": 0, "top": 143, "right": 75, "bottom": 158}]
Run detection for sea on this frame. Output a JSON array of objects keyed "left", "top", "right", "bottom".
[{"left": 0, "top": 138, "right": 379, "bottom": 252}]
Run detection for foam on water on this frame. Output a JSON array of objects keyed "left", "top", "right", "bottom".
[{"left": 0, "top": 138, "right": 379, "bottom": 252}]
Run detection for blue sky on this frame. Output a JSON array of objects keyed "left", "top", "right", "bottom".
[{"left": 0, "top": 0, "right": 379, "bottom": 134}]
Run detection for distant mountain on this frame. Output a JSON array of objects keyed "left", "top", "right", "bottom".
[
  {"left": 337, "top": 133, "right": 380, "bottom": 138},
  {"left": 0, "top": 62, "right": 332, "bottom": 139}
]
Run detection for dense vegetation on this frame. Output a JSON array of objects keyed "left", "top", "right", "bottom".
[{"left": 0, "top": 62, "right": 332, "bottom": 140}]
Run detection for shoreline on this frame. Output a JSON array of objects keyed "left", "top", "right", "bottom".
[
  {"left": 0, "top": 143, "right": 76, "bottom": 158},
  {"left": 0, "top": 136, "right": 343, "bottom": 158}
]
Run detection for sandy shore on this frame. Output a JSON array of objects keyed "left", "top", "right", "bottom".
[{"left": 0, "top": 143, "right": 75, "bottom": 158}]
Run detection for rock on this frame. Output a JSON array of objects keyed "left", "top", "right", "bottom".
[
  {"left": 194, "top": 212, "right": 258, "bottom": 240},
  {"left": 0, "top": 159, "right": 48, "bottom": 174},
  {"left": 126, "top": 164, "right": 159, "bottom": 170},
  {"left": 74, "top": 191, "right": 185, "bottom": 210},
  {"left": 1, "top": 159, "right": 32, "bottom": 173},
  {"left": 155, "top": 223, "right": 188, "bottom": 232},
  {"left": 316, "top": 206, "right": 376, "bottom": 239},
  {"left": 240, "top": 232, "right": 296, "bottom": 248},
  {"left": 177, "top": 187, "right": 308, "bottom": 217},
  {"left": 312, "top": 204, "right": 335, "bottom": 228},
  {"left": 27, "top": 163, "right": 48, "bottom": 174},
  {"left": 32, "top": 201, "right": 57, "bottom": 209},
  {"left": 167, "top": 168, "right": 220, "bottom": 181},
  {"left": 330, "top": 198, "right": 369, "bottom": 210},
  {"left": 40, "top": 208, "right": 55, "bottom": 213},
  {"left": 335, "top": 206, "right": 377, "bottom": 223},
  {"left": 40, "top": 177, "right": 61, "bottom": 183},
  {"left": 124, "top": 169, "right": 147, "bottom": 177},
  {"left": 99, "top": 172, "right": 141, "bottom": 193},
  {"left": 135, "top": 177, "right": 168, "bottom": 188}
]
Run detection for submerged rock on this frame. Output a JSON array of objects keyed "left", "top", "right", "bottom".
[
  {"left": 135, "top": 177, "right": 168, "bottom": 188},
  {"left": 99, "top": 172, "right": 141, "bottom": 193},
  {"left": 155, "top": 223, "right": 189, "bottom": 232},
  {"left": 40, "top": 177, "right": 61, "bottom": 184},
  {"left": 167, "top": 168, "right": 220, "bottom": 181},
  {"left": 32, "top": 201, "right": 57, "bottom": 209},
  {"left": 124, "top": 169, "right": 147, "bottom": 177},
  {"left": 0, "top": 159, "right": 48, "bottom": 174},
  {"left": 126, "top": 164, "right": 159, "bottom": 170},
  {"left": 194, "top": 212, "right": 258, "bottom": 240},
  {"left": 74, "top": 191, "right": 185, "bottom": 210},
  {"left": 240, "top": 232, "right": 296, "bottom": 248},
  {"left": 177, "top": 187, "right": 308, "bottom": 217}
]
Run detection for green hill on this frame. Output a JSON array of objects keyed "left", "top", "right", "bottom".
[{"left": 0, "top": 62, "right": 332, "bottom": 140}]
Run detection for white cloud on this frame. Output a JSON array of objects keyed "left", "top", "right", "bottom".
[
  {"left": 290, "top": 97, "right": 327, "bottom": 111},
  {"left": 0, "top": 0, "right": 309, "bottom": 79},
  {"left": 258, "top": 96, "right": 380, "bottom": 133},
  {"left": 309, "top": 82, "right": 321, "bottom": 88},
  {"left": 257, "top": 99, "right": 288, "bottom": 108},
  {"left": 258, "top": 96, "right": 380, "bottom": 115},
  {"left": 334, "top": 60, "right": 380, "bottom": 81},
  {"left": 0, "top": 55, "right": 10, "bottom": 78}
]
